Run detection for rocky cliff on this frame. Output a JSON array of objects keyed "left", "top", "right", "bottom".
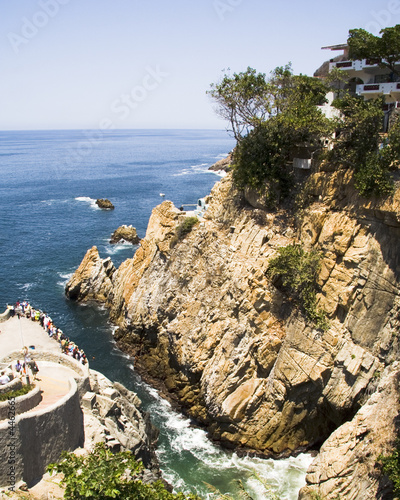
[{"left": 66, "top": 165, "right": 400, "bottom": 498}]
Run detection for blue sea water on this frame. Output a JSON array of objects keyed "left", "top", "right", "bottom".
[{"left": 0, "top": 129, "right": 312, "bottom": 499}]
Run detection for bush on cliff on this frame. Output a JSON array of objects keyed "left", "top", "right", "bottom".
[
  {"left": 171, "top": 216, "right": 199, "bottom": 248},
  {"left": 327, "top": 94, "right": 394, "bottom": 197},
  {"left": 48, "top": 442, "right": 201, "bottom": 500},
  {"left": 378, "top": 440, "right": 400, "bottom": 497},
  {"left": 267, "top": 244, "right": 328, "bottom": 330}
]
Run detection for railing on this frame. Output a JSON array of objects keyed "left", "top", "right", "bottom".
[
  {"left": 356, "top": 82, "right": 400, "bottom": 96},
  {"left": 336, "top": 61, "right": 353, "bottom": 68}
]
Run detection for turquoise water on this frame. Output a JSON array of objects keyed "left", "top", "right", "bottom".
[{"left": 0, "top": 129, "right": 312, "bottom": 498}]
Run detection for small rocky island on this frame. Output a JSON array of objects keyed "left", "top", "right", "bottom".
[
  {"left": 96, "top": 198, "right": 115, "bottom": 210},
  {"left": 110, "top": 225, "right": 140, "bottom": 245}
]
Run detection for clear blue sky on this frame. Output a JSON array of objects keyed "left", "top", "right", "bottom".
[{"left": 1, "top": 0, "right": 399, "bottom": 130}]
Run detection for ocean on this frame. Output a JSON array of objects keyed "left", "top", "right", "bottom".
[{"left": 0, "top": 129, "right": 312, "bottom": 499}]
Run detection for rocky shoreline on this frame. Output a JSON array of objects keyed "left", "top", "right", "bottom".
[{"left": 66, "top": 166, "right": 400, "bottom": 498}]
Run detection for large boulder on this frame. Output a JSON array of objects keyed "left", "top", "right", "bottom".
[
  {"left": 110, "top": 225, "right": 139, "bottom": 245},
  {"left": 96, "top": 198, "right": 115, "bottom": 210},
  {"left": 65, "top": 246, "right": 116, "bottom": 303}
]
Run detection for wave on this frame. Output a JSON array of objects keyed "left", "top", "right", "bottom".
[
  {"left": 57, "top": 271, "right": 74, "bottom": 287},
  {"left": 40, "top": 198, "right": 69, "bottom": 206},
  {"left": 104, "top": 242, "right": 137, "bottom": 255},
  {"left": 173, "top": 163, "right": 210, "bottom": 177},
  {"left": 75, "top": 196, "right": 99, "bottom": 209},
  {"left": 137, "top": 378, "right": 312, "bottom": 499},
  {"left": 213, "top": 170, "right": 227, "bottom": 178}
]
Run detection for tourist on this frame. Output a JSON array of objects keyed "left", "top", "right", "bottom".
[
  {"left": 0, "top": 371, "right": 10, "bottom": 385},
  {"left": 29, "top": 360, "right": 40, "bottom": 381},
  {"left": 11, "top": 300, "right": 88, "bottom": 368},
  {"left": 23, "top": 346, "right": 31, "bottom": 374},
  {"left": 15, "top": 360, "right": 22, "bottom": 374}
]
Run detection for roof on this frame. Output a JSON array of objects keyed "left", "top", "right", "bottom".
[{"left": 321, "top": 44, "right": 348, "bottom": 51}]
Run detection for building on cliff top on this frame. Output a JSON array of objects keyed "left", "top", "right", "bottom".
[{"left": 316, "top": 43, "right": 400, "bottom": 131}]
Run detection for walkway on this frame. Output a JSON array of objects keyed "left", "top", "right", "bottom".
[
  {"left": 29, "top": 363, "right": 76, "bottom": 412},
  {"left": 0, "top": 316, "right": 82, "bottom": 417},
  {"left": 0, "top": 316, "right": 62, "bottom": 357}
]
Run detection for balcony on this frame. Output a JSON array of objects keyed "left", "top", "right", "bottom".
[
  {"left": 356, "top": 82, "right": 400, "bottom": 98},
  {"left": 329, "top": 58, "right": 393, "bottom": 73}
]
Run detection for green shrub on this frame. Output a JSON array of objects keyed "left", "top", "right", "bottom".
[
  {"left": 267, "top": 244, "right": 328, "bottom": 330},
  {"left": 0, "top": 383, "right": 34, "bottom": 402},
  {"left": 176, "top": 217, "right": 199, "bottom": 239},
  {"left": 327, "top": 94, "right": 394, "bottom": 198},
  {"left": 48, "top": 442, "right": 201, "bottom": 500},
  {"left": 378, "top": 440, "right": 400, "bottom": 497},
  {"left": 354, "top": 151, "right": 394, "bottom": 197}
]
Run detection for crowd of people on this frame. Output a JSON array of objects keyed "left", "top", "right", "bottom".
[{"left": 7, "top": 301, "right": 88, "bottom": 365}]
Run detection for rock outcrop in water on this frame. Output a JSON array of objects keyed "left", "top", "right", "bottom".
[
  {"left": 96, "top": 198, "right": 115, "bottom": 209},
  {"left": 66, "top": 165, "right": 400, "bottom": 498},
  {"left": 110, "top": 225, "right": 140, "bottom": 245}
]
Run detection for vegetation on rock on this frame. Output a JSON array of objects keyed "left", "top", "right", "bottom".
[
  {"left": 326, "top": 94, "right": 395, "bottom": 196},
  {"left": 48, "top": 443, "right": 201, "bottom": 500},
  {"left": 378, "top": 440, "right": 400, "bottom": 497},
  {"left": 175, "top": 217, "right": 199, "bottom": 239},
  {"left": 267, "top": 244, "right": 328, "bottom": 330},
  {"left": 210, "top": 26, "right": 400, "bottom": 201}
]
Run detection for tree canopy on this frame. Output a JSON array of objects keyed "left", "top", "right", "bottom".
[
  {"left": 226, "top": 66, "right": 332, "bottom": 201},
  {"left": 348, "top": 25, "right": 400, "bottom": 77},
  {"left": 208, "top": 65, "right": 329, "bottom": 142},
  {"left": 208, "top": 67, "right": 271, "bottom": 141}
]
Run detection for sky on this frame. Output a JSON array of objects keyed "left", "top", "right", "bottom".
[{"left": 1, "top": 0, "right": 400, "bottom": 130}]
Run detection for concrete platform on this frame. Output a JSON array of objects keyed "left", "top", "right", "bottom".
[{"left": 0, "top": 316, "right": 62, "bottom": 358}]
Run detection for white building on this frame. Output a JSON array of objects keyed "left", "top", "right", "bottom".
[{"left": 322, "top": 43, "right": 400, "bottom": 107}]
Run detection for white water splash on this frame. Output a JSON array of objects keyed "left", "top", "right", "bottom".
[{"left": 75, "top": 196, "right": 99, "bottom": 209}]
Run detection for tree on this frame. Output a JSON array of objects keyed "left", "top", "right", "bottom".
[
  {"left": 48, "top": 443, "right": 201, "bottom": 500},
  {"left": 327, "top": 94, "right": 394, "bottom": 196},
  {"left": 208, "top": 65, "right": 330, "bottom": 143},
  {"left": 207, "top": 67, "right": 271, "bottom": 141},
  {"left": 232, "top": 120, "right": 293, "bottom": 204},
  {"left": 348, "top": 25, "right": 400, "bottom": 78},
  {"left": 231, "top": 71, "right": 332, "bottom": 202}
]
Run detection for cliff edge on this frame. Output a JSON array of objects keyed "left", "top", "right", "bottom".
[{"left": 66, "top": 166, "right": 400, "bottom": 498}]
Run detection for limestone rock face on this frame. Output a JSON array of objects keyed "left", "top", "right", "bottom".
[
  {"left": 84, "top": 369, "right": 160, "bottom": 481},
  {"left": 110, "top": 225, "right": 140, "bottom": 245},
  {"left": 299, "top": 364, "right": 400, "bottom": 500},
  {"left": 96, "top": 198, "right": 115, "bottom": 209},
  {"left": 208, "top": 153, "right": 232, "bottom": 172},
  {"left": 65, "top": 246, "right": 116, "bottom": 303},
  {"left": 67, "top": 169, "right": 400, "bottom": 496}
]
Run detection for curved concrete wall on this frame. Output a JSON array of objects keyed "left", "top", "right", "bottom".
[
  {"left": 0, "top": 385, "right": 42, "bottom": 421},
  {"left": 0, "top": 377, "right": 83, "bottom": 488},
  {"left": 0, "top": 378, "right": 22, "bottom": 396},
  {"left": 0, "top": 309, "right": 11, "bottom": 323},
  {"left": 1, "top": 351, "right": 90, "bottom": 398}
]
